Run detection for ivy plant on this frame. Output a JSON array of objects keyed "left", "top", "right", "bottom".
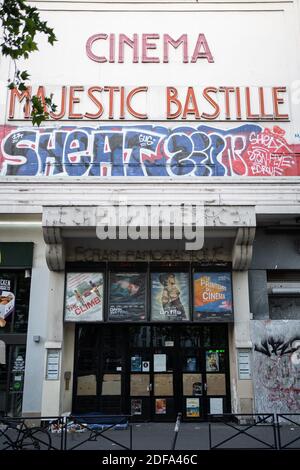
[{"left": 0, "top": 0, "right": 57, "bottom": 125}]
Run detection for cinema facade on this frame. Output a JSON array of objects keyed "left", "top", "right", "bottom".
[{"left": 0, "top": 0, "right": 300, "bottom": 421}]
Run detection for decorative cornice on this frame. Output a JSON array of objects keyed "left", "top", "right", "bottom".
[{"left": 232, "top": 227, "right": 256, "bottom": 270}]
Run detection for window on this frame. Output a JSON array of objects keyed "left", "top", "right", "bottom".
[
  {"left": 0, "top": 271, "right": 31, "bottom": 333},
  {"left": 267, "top": 270, "right": 300, "bottom": 319}
]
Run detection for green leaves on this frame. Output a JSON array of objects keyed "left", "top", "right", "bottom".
[
  {"left": 0, "top": 0, "right": 57, "bottom": 59},
  {"left": 1, "top": 0, "right": 58, "bottom": 125},
  {"left": 31, "top": 94, "right": 57, "bottom": 127}
]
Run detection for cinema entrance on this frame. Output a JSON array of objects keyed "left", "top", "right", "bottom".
[{"left": 73, "top": 323, "right": 230, "bottom": 421}]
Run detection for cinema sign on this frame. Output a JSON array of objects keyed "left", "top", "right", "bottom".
[{"left": 7, "top": 32, "right": 289, "bottom": 122}]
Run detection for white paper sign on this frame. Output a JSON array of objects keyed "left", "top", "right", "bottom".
[
  {"left": 154, "top": 354, "right": 166, "bottom": 372},
  {"left": 210, "top": 398, "right": 223, "bottom": 415}
]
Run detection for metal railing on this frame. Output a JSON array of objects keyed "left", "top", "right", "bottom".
[
  {"left": 1, "top": 412, "right": 300, "bottom": 450},
  {"left": 208, "top": 413, "right": 278, "bottom": 449},
  {"left": 276, "top": 414, "right": 300, "bottom": 450}
]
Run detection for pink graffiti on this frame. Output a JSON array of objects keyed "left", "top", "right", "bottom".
[{"left": 240, "top": 126, "right": 299, "bottom": 176}]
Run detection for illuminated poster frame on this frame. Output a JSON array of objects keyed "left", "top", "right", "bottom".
[{"left": 193, "top": 272, "right": 233, "bottom": 322}]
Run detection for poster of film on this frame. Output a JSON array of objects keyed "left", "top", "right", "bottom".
[
  {"left": 108, "top": 272, "right": 147, "bottom": 321},
  {"left": 151, "top": 272, "right": 190, "bottom": 321},
  {"left": 64, "top": 272, "right": 104, "bottom": 322},
  {"left": 193, "top": 272, "right": 233, "bottom": 321}
]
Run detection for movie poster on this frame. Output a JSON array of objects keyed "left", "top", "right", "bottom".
[
  {"left": 131, "top": 356, "right": 142, "bottom": 372},
  {"left": 186, "top": 398, "right": 200, "bottom": 418},
  {"left": 193, "top": 272, "right": 233, "bottom": 321},
  {"left": 0, "top": 277, "right": 15, "bottom": 328},
  {"left": 155, "top": 398, "right": 167, "bottom": 414},
  {"left": 206, "top": 351, "right": 220, "bottom": 372},
  {"left": 64, "top": 273, "right": 104, "bottom": 322},
  {"left": 108, "top": 273, "right": 146, "bottom": 321},
  {"left": 151, "top": 272, "right": 190, "bottom": 321},
  {"left": 131, "top": 399, "right": 142, "bottom": 415}
]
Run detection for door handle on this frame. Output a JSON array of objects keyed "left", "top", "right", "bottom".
[
  {"left": 147, "top": 383, "right": 153, "bottom": 392},
  {"left": 204, "top": 383, "right": 207, "bottom": 392}
]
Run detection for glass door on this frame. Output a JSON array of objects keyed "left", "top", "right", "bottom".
[
  {"left": 73, "top": 324, "right": 230, "bottom": 420},
  {"left": 128, "top": 325, "right": 178, "bottom": 421},
  {"left": 7, "top": 345, "right": 26, "bottom": 416},
  {"left": 202, "top": 325, "right": 230, "bottom": 417},
  {"left": 128, "top": 326, "right": 152, "bottom": 421},
  {"left": 179, "top": 326, "right": 203, "bottom": 420},
  {"left": 151, "top": 326, "right": 178, "bottom": 421}
]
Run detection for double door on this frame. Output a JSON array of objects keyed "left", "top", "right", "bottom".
[
  {"left": 128, "top": 325, "right": 229, "bottom": 421},
  {"left": 74, "top": 324, "right": 230, "bottom": 421}
]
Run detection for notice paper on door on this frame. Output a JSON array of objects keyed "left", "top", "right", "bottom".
[
  {"left": 154, "top": 354, "right": 166, "bottom": 372},
  {"left": 210, "top": 398, "right": 223, "bottom": 414}
]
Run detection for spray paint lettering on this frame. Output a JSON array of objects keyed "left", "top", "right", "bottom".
[
  {"left": 254, "top": 336, "right": 300, "bottom": 412},
  {"left": 0, "top": 124, "right": 299, "bottom": 177}
]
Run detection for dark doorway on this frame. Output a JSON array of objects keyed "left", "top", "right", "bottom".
[{"left": 73, "top": 324, "right": 230, "bottom": 421}]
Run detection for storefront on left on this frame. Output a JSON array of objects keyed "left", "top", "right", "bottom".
[
  {"left": 0, "top": 242, "right": 33, "bottom": 416},
  {"left": 0, "top": 223, "right": 50, "bottom": 419}
]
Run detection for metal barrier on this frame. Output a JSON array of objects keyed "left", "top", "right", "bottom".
[
  {"left": 0, "top": 414, "right": 132, "bottom": 450},
  {"left": 208, "top": 413, "right": 278, "bottom": 449},
  {"left": 2, "top": 413, "right": 300, "bottom": 450},
  {"left": 64, "top": 414, "right": 132, "bottom": 450},
  {"left": 0, "top": 416, "right": 65, "bottom": 450},
  {"left": 277, "top": 414, "right": 300, "bottom": 449}
]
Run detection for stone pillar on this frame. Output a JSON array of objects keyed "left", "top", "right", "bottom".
[
  {"left": 21, "top": 231, "right": 50, "bottom": 417},
  {"left": 40, "top": 270, "right": 65, "bottom": 417},
  {"left": 230, "top": 270, "right": 254, "bottom": 414}
]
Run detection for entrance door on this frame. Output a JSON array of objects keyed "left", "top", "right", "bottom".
[
  {"left": 127, "top": 325, "right": 230, "bottom": 421},
  {"left": 73, "top": 324, "right": 230, "bottom": 420},
  {"left": 128, "top": 325, "right": 179, "bottom": 421},
  {"left": 0, "top": 344, "right": 26, "bottom": 416}
]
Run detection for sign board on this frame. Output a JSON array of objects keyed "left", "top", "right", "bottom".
[
  {"left": 238, "top": 349, "right": 252, "bottom": 380},
  {"left": 46, "top": 350, "right": 60, "bottom": 380},
  {"left": 0, "top": 243, "right": 33, "bottom": 268}
]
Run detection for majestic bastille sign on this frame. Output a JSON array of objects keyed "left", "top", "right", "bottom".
[{"left": 8, "top": 32, "right": 289, "bottom": 122}]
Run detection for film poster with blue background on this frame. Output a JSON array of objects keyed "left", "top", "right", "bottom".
[
  {"left": 108, "top": 273, "right": 147, "bottom": 321},
  {"left": 193, "top": 272, "right": 233, "bottom": 321}
]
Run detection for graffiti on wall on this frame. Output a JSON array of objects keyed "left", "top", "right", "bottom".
[
  {"left": 252, "top": 321, "right": 300, "bottom": 414},
  {"left": 0, "top": 124, "right": 299, "bottom": 177}
]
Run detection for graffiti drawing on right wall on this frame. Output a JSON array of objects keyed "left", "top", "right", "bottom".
[{"left": 252, "top": 321, "right": 300, "bottom": 415}]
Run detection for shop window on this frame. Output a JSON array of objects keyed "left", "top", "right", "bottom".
[
  {"left": 203, "top": 325, "right": 227, "bottom": 348},
  {"left": 103, "top": 352, "right": 123, "bottom": 372},
  {"left": 128, "top": 326, "right": 151, "bottom": 348},
  {"left": 77, "top": 349, "right": 97, "bottom": 374},
  {"left": 7, "top": 345, "right": 26, "bottom": 416},
  {"left": 0, "top": 360, "right": 7, "bottom": 414},
  {"left": 267, "top": 270, "right": 300, "bottom": 319},
  {"left": 0, "top": 272, "right": 30, "bottom": 334},
  {"left": 152, "top": 326, "right": 174, "bottom": 348},
  {"left": 77, "top": 325, "right": 99, "bottom": 348},
  {"left": 179, "top": 326, "right": 201, "bottom": 348}
]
